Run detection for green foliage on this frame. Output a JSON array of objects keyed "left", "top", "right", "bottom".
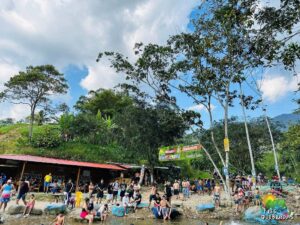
[
  {"left": 0, "top": 118, "right": 14, "bottom": 125},
  {"left": 199, "top": 117, "right": 282, "bottom": 174},
  {"left": 29, "top": 126, "right": 61, "bottom": 148},
  {"left": 114, "top": 103, "right": 190, "bottom": 169},
  {"left": 280, "top": 124, "right": 300, "bottom": 177},
  {"left": 175, "top": 160, "right": 211, "bottom": 179},
  {"left": 75, "top": 89, "right": 133, "bottom": 117}
]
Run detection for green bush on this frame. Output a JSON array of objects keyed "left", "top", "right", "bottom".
[{"left": 31, "top": 126, "right": 62, "bottom": 148}]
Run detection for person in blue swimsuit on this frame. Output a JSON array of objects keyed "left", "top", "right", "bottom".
[{"left": 0, "top": 180, "right": 15, "bottom": 212}]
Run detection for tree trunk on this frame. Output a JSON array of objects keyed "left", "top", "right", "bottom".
[
  {"left": 29, "top": 109, "right": 35, "bottom": 140},
  {"left": 139, "top": 165, "right": 145, "bottom": 185},
  {"left": 201, "top": 145, "right": 230, "bottom": 196},
  {"left": 224, "top": 85, "right": 230, "bottom": 195},
  {"left": 208, "top": 103, "right": 225, "bottom": 167},
  {"left": 239, "top": 83, "right": 256, "bottom": 182},
  {"left": 264, "top": 114, "right": 281, "bottom": 180},
  {"left": 149, "top": 167, "right": 154, "bottom": 185}
]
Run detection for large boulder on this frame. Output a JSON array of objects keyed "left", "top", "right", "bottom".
[
  {"left": 44, "top": 203, "right": 66, "bottom": 215},
  {"left": 7, "top": 205, "right": 43, "bottom": 215}
]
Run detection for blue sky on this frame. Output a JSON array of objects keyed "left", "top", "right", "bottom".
[{"left": 0, "top": 0, "right": 298, "bottom": 126}]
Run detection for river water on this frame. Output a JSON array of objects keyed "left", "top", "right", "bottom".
[{"left": 6, "top": 216, "right": 300, "bottom": 225}]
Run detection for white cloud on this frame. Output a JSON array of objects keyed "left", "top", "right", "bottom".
[
  {"left": 0, "top": 0, "right": 197, "bottom": 87},
  {"left": 0, "top": 60, "right": 20, "bottom": 91},
  {"left": 80, "top": 61, "right": 122, "bottom": 91},
  {"left": 0, "top": 0, "right": 198, "bottom": 119},
  {"left": 259, "top": 74, "right": 299, "bottom": 102},
  {"left": 188, "top": 104, "right": 216, "bottom": 112},
  {"left": 0, "top": 103, "right": 30, "bottom": 120}
]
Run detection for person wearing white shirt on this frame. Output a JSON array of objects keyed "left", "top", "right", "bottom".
[{"left": 122, "top": 193, "right": 131, "bottom": 215}]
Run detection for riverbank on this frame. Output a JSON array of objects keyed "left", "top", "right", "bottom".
[{"left": 1, "top": 185, "right": 299, "bottom": 224}]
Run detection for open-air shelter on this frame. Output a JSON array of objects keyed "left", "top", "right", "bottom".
[{"left": 0, "top": 154, "right": 126, "bottom": 191}]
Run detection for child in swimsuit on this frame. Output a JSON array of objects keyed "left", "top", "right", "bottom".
[
  {"left": 254, "top": 188, "right": 261, "bottom": 206},
  {"left": 23, "top": 194, "right": 35, "bottom": 217},
  {"left": 53, "top": 213, "right": 65, "bottom": 225}
]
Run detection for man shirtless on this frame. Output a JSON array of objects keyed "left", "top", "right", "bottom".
[
  {"left": 52, "top": 214, "right": 65, "bottom": 225},
  {"left": 160, "top": 195, "right": 171, "bottom": 220},
  {"left": 148, "top": 184, "right": 157, "bottom": 208},
  {"left": 173, "top": 180, "right": 180, "bottom": 199},
  {"left": 213, "top": 183, "right": 221, "bottom": 208}
]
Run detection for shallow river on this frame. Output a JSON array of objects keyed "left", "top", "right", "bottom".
[{"left": 6, "top": 216, "right": 300, "bottom": 225}]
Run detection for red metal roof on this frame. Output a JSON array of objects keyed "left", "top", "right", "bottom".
[{"left": 0, "top": 154, "right": 126, "bottom": 171}]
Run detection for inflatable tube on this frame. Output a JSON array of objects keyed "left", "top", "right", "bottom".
[
  {"left": 196, "top": 203, "right": 215, "bottom": 212},
  {"left": 136, "top": 203, "right": 148, "bottom": 208},
  {"left": 112, "top": 206, "right": 126, "bottom": 217},
  {"left": 44, "top": 203, "right": 66, "bottom": 213}
]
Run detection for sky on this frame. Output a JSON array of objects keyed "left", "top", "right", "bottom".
[{"left": 0, "top": 0, "right": 299, "bottom": 126}]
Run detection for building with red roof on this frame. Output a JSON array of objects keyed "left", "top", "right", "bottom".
[{"left": 0, "top": 154, "right": 126, "bottom": 191}]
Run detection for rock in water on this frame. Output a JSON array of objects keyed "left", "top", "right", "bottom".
[
  {"left": 44, "top": 203, "right": 66, "bottom": 215},
  {"left": 7, "top": 205, "right": 42, "bottom": 215},
  {"left": 29, "top": 208, "right": 43, "bottom": 215},
  {"left": 7, "top": 205, "right": 24, "bottom": 215}
]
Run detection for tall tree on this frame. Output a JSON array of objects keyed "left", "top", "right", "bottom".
[
  {"left": 200, "top": 117, "right": 282, "bottom": 174},
  {"left": 0, "top": 65, "right": 68, "bottom": 139},
  {"left": 114, "top": 102, "right": 193, "bottom": 183},
  {"left": 75, "top": 89, "right": 133, "bottom": 117}
]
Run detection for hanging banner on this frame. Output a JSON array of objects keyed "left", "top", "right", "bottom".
[
  {"left": 159, "top": 144, "right": 202, "bottom": 161},
  {"left": 224, "top": 138, "right": 230, "bottom": 152}
]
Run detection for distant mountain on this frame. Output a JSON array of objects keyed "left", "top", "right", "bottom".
[{"left": 272, "top": 113, "right": 300, "bottom": 130}]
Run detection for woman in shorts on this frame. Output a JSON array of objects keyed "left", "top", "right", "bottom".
[{"left": 0, "top": 180, "right": 15, "bottom": 212}]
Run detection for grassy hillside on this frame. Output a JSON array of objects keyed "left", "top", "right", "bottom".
[
  {"left": 1, "top": 124, "right": 299, "bottom": 181},
  {"left": 0, "top": 124, "right": 124, "bottom": 163}
]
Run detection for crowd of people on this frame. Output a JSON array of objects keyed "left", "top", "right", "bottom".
[
  {"left": 0, "top": 170, "right": 297, "bottom": 224},
  {"left": 79, "top": 179, "right": 144, "bottom": 224}
]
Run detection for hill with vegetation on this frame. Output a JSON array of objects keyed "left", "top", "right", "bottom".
[
  {"left": 272, "top": 113, "right": 300, "bottom": 131},
  {"left": 0, "top": 123, "right": 118, "bottom": 162},
  {"left": 1, "top": 113, "right": 299, "bottom": 180}
]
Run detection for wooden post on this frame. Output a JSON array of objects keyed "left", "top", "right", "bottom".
[
  {"left": 20, "top": 162, "right": 27, "bottom": 180},
  {"left": 17, "top": 161, "right": 27, "bottom": 193},
  {"left": 76, "top": 167, "right": 81, "bottom": 191}
]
